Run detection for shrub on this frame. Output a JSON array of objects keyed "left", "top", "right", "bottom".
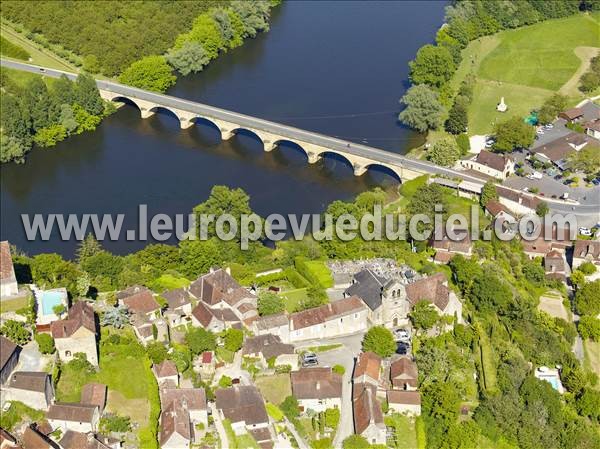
[
  {"left": 578, "top": 261, "right": 597, "bottom": 275},
  {"left": 332, "top": 364, "right": 345, "bottom": 376},
  {"left": 35, "top": 333, "right": 55, "bottom": 354}
]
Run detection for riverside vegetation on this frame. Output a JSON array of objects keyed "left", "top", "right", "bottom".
[{"left": 4, "top": 181, "right": 600, "bottom": 449}]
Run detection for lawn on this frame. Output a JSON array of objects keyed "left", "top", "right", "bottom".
[
  {"left": 0, "top": 295, "right": 28, "bottom": 313},
  {"left": 385, "top": 414, "right": 418, "bottom": 449},
  {"left": 148, "top": 273, "right": 190, "bottom": 292},
  {"left": 266, "top": 403, "right": 285, "bottom": 422},
  {"left": 279, "top": 287, "right": 309, "bottom": 313},
  {"left": 583, "top": 339, "right": 600, "bottom": 381},
  {"left": 306, "top": 344, "right": 343, "bottom": 353},
  {"left": 255, "top": 374, "right": 292, "bottom": 405},
  {"left": 55, "top": 329, "right": 156, "bottom": 445},
  {"left": 452, "top": 13, "right": 600, "bottom": 135},
  {"left": 478, "top": 14, "right": 599, "bottom": 91},
  {"left": 0, "top": 401, "right": 44, "bottom": 432}
]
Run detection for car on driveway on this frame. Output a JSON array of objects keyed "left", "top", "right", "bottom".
[
  {"left": 579, "top": 227, "right": 593, "bottom": 236},
  {"left": 301, "top": 352, "right": 318, "bottom": 367},
  {"left": 396, "top": 342, "right": 410, "bottom": 355},
  {"left": 394, "top": 328, "right": 410, "bottom": 342}
]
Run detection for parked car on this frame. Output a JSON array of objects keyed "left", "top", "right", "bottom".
[
  {"left": 561, "top": 192, "right": 569, "bottom": 200},
  {"left": 544, "top": 124, "right": 554, "bottom": 129},
  {"left": 394, "top": 328, "right": 410, "bottom": 342},
  {"left": 579, "top": 227, "right": 592, "bottom": 236},
  {"left": 396, "top": 342, "right": 410, "bottom": 355},
  {"left": 592, "top": 178, "right": 600, "bottom": 186},
  {"left": 554, "top": 174, "right": 562, "bottom": 180},
  {"left": 302, "top": 352, "right": 318, "bottom": 367},
  {"left": 536, "top": 128, "right": 545, "bottom": 135}
]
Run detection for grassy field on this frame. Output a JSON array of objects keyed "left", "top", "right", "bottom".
[
  {"left": 0, "top": 295, "right": 28, "bottom": 313},
  {"left": 303, "top": 260, "right": 334, "bottom": 288},
  {"left": 0, "top": 21, "right": 76, "bottom": 71},
  {"left": 148, "top": 274, "right": 190, "bottom": 292},
  {"left": 454, "top": 13, "right": 600, "bottom": 135},
  {"left": 0, "top": 401, "right": 44, "bottom": 432},
  {"left": 583, "top": 339, "right": 600, "bottom": 382},
  {"left": 279, "top": 287, "right": 309, "bottom": 313},
  {"left": 255, "top": 374, "right": 292, "bottom": 405}
]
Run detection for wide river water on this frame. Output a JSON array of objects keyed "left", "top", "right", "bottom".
[{"left": 1, "top": 1, "right": 446, "bottom": 257}]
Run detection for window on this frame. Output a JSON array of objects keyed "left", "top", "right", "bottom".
[{"left": 65, "top": 350, "right": 72, "bottom": 357}]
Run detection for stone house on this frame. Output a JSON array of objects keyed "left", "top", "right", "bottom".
[
  {"left": 352, "top": 352, "right": 382, "bottom": 389},
  {"left": 405, "top": 273, "right": 463, "bottom": 324},
  {"left": 0, "top": 336, "right": 19, "bottom": 386},
  {"left": 80, "top": 383, "right": 107, "bottom": 414},
  {"left": 572, "top": 240, "right": 600, "bottom": 269},
  {"left": 58, "top": 430, "right": 118, "bottom": 449},
  {"left": 153, "top": 360, "right": 179, "bottom": 387},
  {"left": 191, "top": 301, "right": 241, "bottom": 332},
  {"left": 118, "top": 286, "right": 161, "bottom": 320},
  {"left": 51, "top": 301, "right": 98, "bottom": 366},
  {"left": 163, "top": 287, "right": 193, "bottom": 317},
  {"left": 47, "top": 402, "right": 100, "bottom": 433},
  {"left": 460, "top": 150, "right": 514, "bottom": 180},
  {"left": 559, "top": 107, "right": 584, "bottom": 122},
  {"left": 131, "top": 314, "right": 169, "bottom": 346},
  {"left": 0, "top": 241, "right": 18, "bottom": 298},
  {"left": 288, "top": 296, "right": 368, "bottom": 343},
  {"left": 353, "top": 383, "right": 386, "bottom": 446},
  {"left": 430, "top": 228, "right": 473, "bottom": 264},
  {"left": 386, "top": 390, "right": 421, "bottom": 415},
  {"left": 3, "top": 371, "right": 54, "bottom": 410},
  {"left": 251, "top": 313, "right": 290, "bottom": 343},
  {"left": 159, "top": 387, "right": 208, "bottom": 448},
  {"left": 496, "top": 186, "right": 541, "bottom": 216},
  {"left": 544, "top": 250, "right": 567, "bottom": 282},
  {"left": 20, "top": 424, "right": 59, "bottom": 449},
  {"left": 215, "top": 385, "right": 272, "bottom": 447},
  {"left": 390, "top": 357, "right": 418, "bottom": 391},
  {"left": 291, "top": 367, "right": 342, "bottom": 413},
  {"left": 242, "top": 334, "right": 297, "bottom": 370},
  {"left": 193, "top": 351, "right": 216, "bottom": 380}
]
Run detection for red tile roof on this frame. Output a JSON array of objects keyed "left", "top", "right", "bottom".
[
  {"left": 50, "top": 301, "right": 96, "bottom": 339},
  {"left": 353, "top": 383, "right": 384, "bottom": 435},
  {"left": 215, "top": 385, "right": 268, "bottom": 426},
  {"left": 386, "top": 390, "right": 421, "bottom": 405},
  {"left": 0, "top": 336, "right": 18, "bottom": 373},
  {"left": 153, "top": 360, "right": 178, "bottom": 379},
  {"left": 390, "top": 357, "right": 418, "bottom": 389},
  {"left": 475, "top": 150, "right": 510, "bottom": 172},
  {"left": 190, "top": 269, "right": 255, "bottom": 307},
  {"left": 47, "top": 402, "right": 97, "bottom": 423},
  {"left": 291, "top": 367, "right": 343, "bottom": 400},
  {"left": 405, "top": 273, "right": 450, "bottom": 312},
  {"left": 353, "top": 352, "right": 381, "bottom": 382},
  {"left": 80, "top": 383, "right": 107, "bottom": 410},
  {"left": 122, "top": 290, "right": 160, "bottom": 315},
  {"left": 0, "top": 241, "right": 16, "bottom": 283},
  {"left": 290, "top": 296, "right": 366, "bottom": 331}
]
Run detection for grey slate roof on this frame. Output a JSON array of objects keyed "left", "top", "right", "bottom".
[{"left": 344, "top": 269, "right": 387, "bottom": 311}]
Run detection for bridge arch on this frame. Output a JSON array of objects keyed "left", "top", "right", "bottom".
[
  {"left": 360, "top": 163, "right": 402, "bottom": 183},
  {"left": 230, "top": 127, "right": 266, "bottom": 149},
  {"left": 315, "top": 150, "right": 356, "bottom": 175},
  {"left": 271, "top": 139, "right": 310, "bottom": 160},
  {"left": 109, "top": 95, "right": 142, "bottom": 112},
  {"left": 147, "top": 105, "right": 183, "bottom": 124}
]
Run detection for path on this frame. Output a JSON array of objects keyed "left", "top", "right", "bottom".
[{"left": 559, "top": 46, "right": 599, "bottom": 96}]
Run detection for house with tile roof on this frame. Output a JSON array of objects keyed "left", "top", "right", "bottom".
[
  {"left": 352, "top": 352, "right": 382, "bottom": 388},
  {"left": 0, "top": 336, "right": 19, "bottom": 386},
  {"left": 405, "top": 273, "right": 463, "bottom": 323},
  {"left": 153, "top": 360, "right": 179, "bottom": 387},
  {"left": 386, "top": 390, "right": 421, "bottom": 415},
  {"left": 390, "top": 357, "right": 418, "bottom": 391},
  {"left": 430, "top": 227, "right": 473, "bottom": 263},
  {"left": 572, "top": 239, "right": 600, "bottom": 269},
  {"left": 20, "top": 424, "right": 59, "bottom": 449},
  {"left": 291, "top": 367, "right": 343, "bottom": 413},
  {"left": 3, "top": 371, "right": 54, "bottom": 410},
  {"left": 215, "top": 385, "right": 272, "bottom": 447},
  {"left": 0, "top": 241, "right": 18, "bottom": 299},
  {"left": 242, "top": 334, "right": 297, "bottom": 370},
  {"left": 58, "top": 430, "right": 115, "bottom": 449},
  {"left": 352, "top": 352, "right": 386, "bottom": 445},
  {"left": 158, "top": 386, "right": 208, "bottom": 447},
  {"left": 80, "top": 383, "right": 107, "bottom": 414},
  {"left": 544, "top": 250, "right": 567, "bottom": 282},
  {"left": 118, "top": 286, "right": 161, "bottom": 320},
  {"left": 47, "top": 403, "right": 100, "bottom": 433},
  {"left": 51, "top": 301, "right": 98, "bottom": 366},
  {"left": 288, "top": 296, "right": 368, "bottom": 342},
  {"left": 460, "top": 150, "right": 515, "bottom": 180},
  {"left": 251, "top": 313, "right": 291, "bottom": 343}
]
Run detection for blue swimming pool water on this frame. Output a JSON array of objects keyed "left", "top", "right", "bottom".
[
  {"left": 540, "top": 375, "right": 560, "bottom": 391},
  {"left": 41, "top": 291, "right": 64, "bottom": 315}
]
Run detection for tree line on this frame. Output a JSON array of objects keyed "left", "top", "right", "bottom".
[
  {"left": 398, "top": 0, "right": 597, "bottom": 160},
  {"left": 0, "top": 71, "right": 109, "bottom": 163}
]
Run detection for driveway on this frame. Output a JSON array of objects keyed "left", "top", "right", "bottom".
[
  {"left": 17, "top": 341, "right": 49, "bottom": 372},
  {"left": 296, "top": 333, "right": 365, "bottom": 449}
]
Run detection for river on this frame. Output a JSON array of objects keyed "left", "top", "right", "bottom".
[{"left": 0, "top": 1, "right": 447, "bottom": 257}]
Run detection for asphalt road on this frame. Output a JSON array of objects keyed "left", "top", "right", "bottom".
[{"left": 3, "top": 58, "right": 598, "bottom": 222}]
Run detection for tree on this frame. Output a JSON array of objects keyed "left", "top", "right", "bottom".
[
  {"left": 324, "top": 407, "right": 340, "bottom": 428},
  {"left": 52, "top": 304, "right": 66, "bottom": 317},
  {"left": 578, "top": 262, "right": 597, "bottom": 275},
  {"left": 175, "top": 13, "right": 225, "bottom": 60},
  {"left": 52, "top": 75, "right": 75, "bottom": 105},
  {"left": 258, "top": 291, "right": 285, "bottom": 316},
  {"left": 101, "top": 306, "right": 130, "bottom": 328},
  {"left": 119, "top": 55, "right": 177, "bottom": 93},
  {"left": 567, "top": 145, "right": 600, "bottom": 175},
  {"left": 33, "top": 124, "right": 67, "bottom": 147},
  {"left": 223, "top": 328, "right": 243, "bottom": 352},
  {"left": 100, "top": 414, "right": 131, "bottom": 433},
  {"left": 280, "top": 395, "right": 300, "bottom": 419},
  {"left": 81, "top": 250, "right": 124, "bottom": 290},
  {"left": 578, "top": 316, "right": 600, "bottom": 341},
  {"left": 1, "top": 94, "right": 31, "bottom": 142},
  {"left": 59, "top": 104, "right": 78, "bottom": 134},
  {"left": 166, "top": 41, "right": 210, "bottom": 76},
  {"left": 493, "top": 116, "right": 535, "bottom": 152},
  {"left": 577, "top": 389, "right": 600, "bottom": 422},
  {"left": 571, "top": 270, "right": 586, "bottom": 289},
  {"left": 445, "top": 95, "right": 469, "bottom": 134},
  {"left": 522, "top": 259, "right": 546, "bottom": 285},
  {"left": 580, "top": 71, "right": 600, "bottom": 93},
  {"left": 0, "top": 134, "right": 29, "bottom": 164},
  {"left": 480, "top": 181, "right": 498, "bottom": 207},
  {"left": 219, "top": 374, "right": 233, "bottom": 388},
  {"left": 470, "top": 271, "right": 513, "bottom": 313},
  {"left": 449, "top": 254, "right": 482, "bottom": 293},
  {"left": 409, "top": 44, "right": 456, "bottom": 87},
  {"left": 342, "top": 435, "right": 370, "bottom": 449},
  {"left": 362, "top": 326, "right": 396, "bottom": 357},
  {"left": 0, "top": 320, "right": 30, "bottom": 345},
  {"left": 536, "top": 201, "right": 549, "bottom": 217},
  {"left": 72, "top": 104, "right": 102, "bottom": 133},
  {"left": 409, "top": 300, "right": 440, "bottom": 331},
  {"left": 186, "top": 327, "right": 216, "bottom": 355},
  {"left": 230, "top": 1, "right": 271, "bottom": 38},
  {"left": 146, "top": 341, "right": 168, "bottom": 364},
  {"left": 576, "top": 276, "right": 596, "bottom": 303},
  {"left": 538, "top": 94, "right": 567, "bottom": 125},
  {"left": 24, "top": 77, "right": 58, "bottom": 132},
  {"left": 179, "top": 239, "right": 220, "bottom": 279},
  {"left": 35, "top": 333, "right": 55, "bottom": 354},
  {"left": 74, "top": 73, "right": 104, "bottom": 115},
  {"left": 398, "top": 84, "right": 444, "bottom": 132},
  {"left": 427, "top": 137, "right": 462, "bottom": 167}
]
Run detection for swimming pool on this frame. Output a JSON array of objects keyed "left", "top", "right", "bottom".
[
  {"left": 41, "top": 290, "right": 65, "bottom": 316},
  {"left": 539, "top": 375, "right": 560, "bottom": 391}
]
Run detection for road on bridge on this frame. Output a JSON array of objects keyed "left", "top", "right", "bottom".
[{"left": 2, "top": 59, "right": 598, "bottom": 222}]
